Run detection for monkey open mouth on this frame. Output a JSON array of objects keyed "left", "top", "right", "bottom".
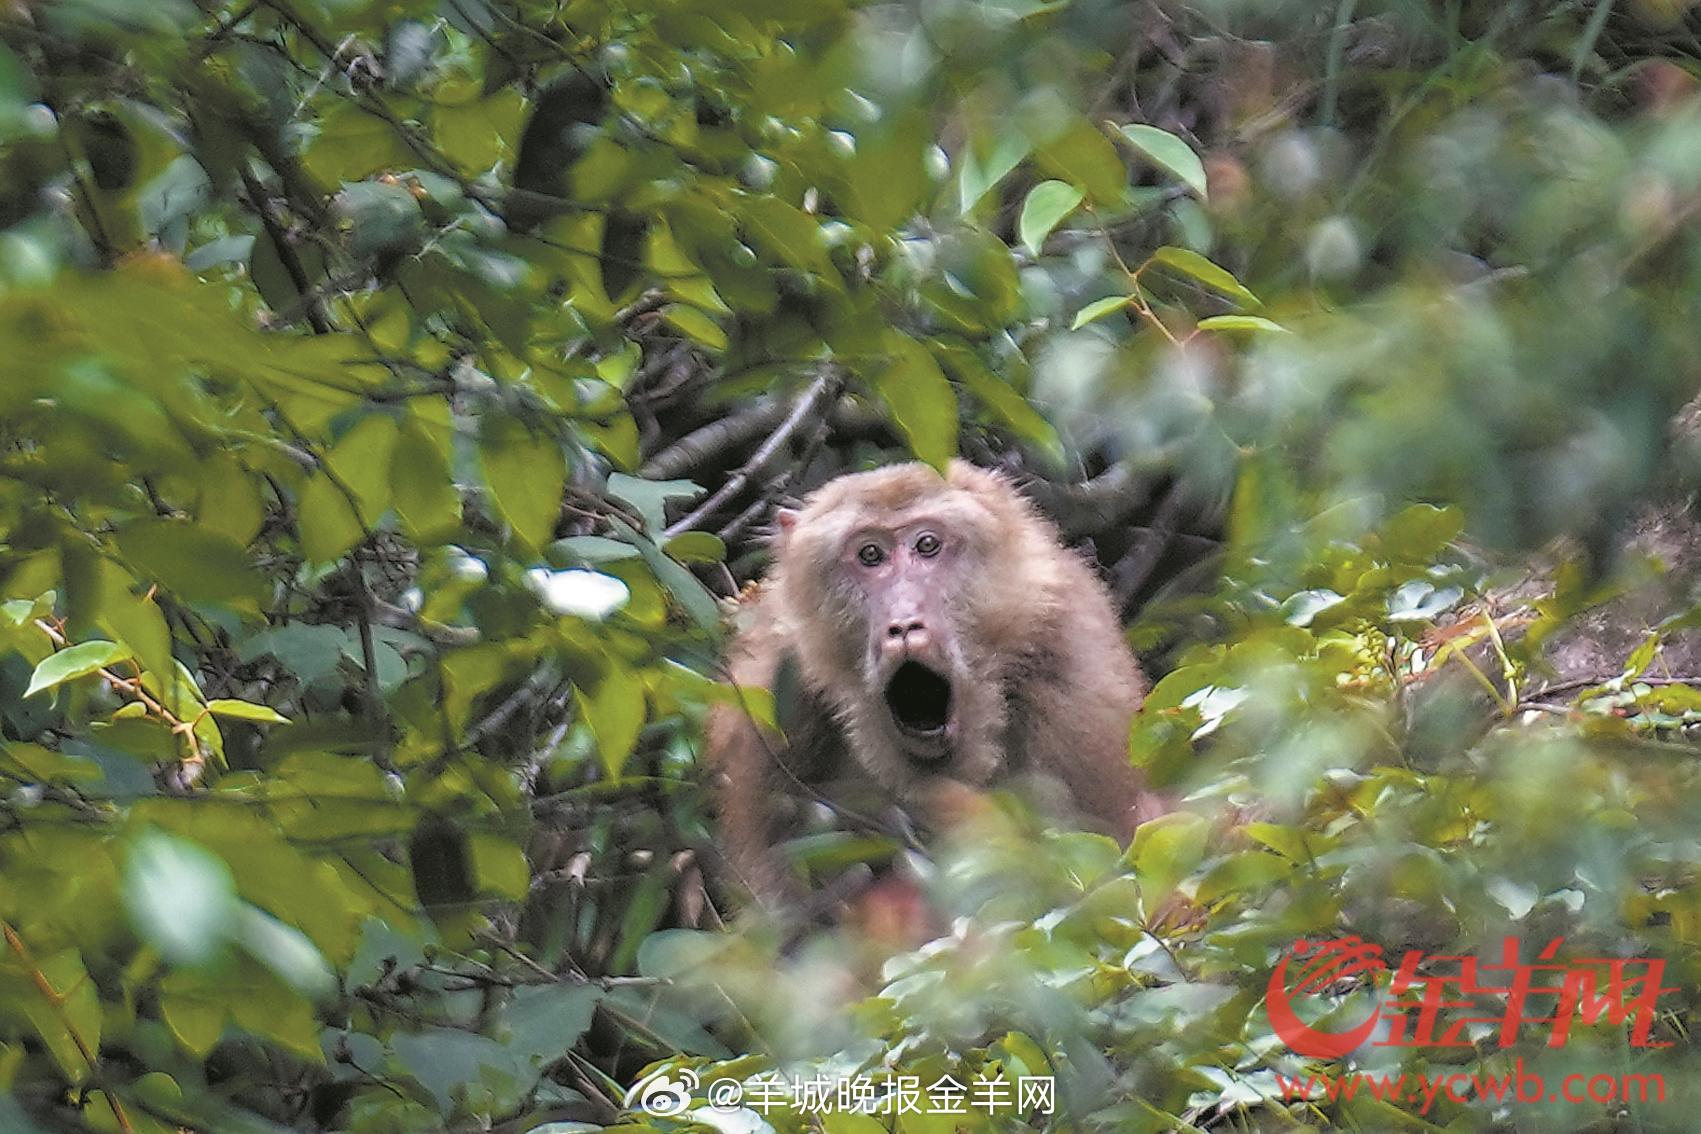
[{"left": 883, "top": 660, "right": 954, "bottom": 746}]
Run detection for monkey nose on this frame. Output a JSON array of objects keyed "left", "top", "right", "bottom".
[{"left": 885, "top": 619, "right": 930, "bottom": 654}]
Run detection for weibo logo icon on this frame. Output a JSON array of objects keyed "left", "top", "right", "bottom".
[{"left": 1267, "top": 937, "right": 1387, "bottom": 1058}]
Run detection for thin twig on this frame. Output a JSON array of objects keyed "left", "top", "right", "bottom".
[{"left": 664, "top": 373, "right": 842, "bottom": 536}]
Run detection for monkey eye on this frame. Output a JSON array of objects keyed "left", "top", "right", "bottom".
[
  {"left": 914, "top": 532, "right": 941, "bottom": 557},
  {"left": 856, "top": 543, "right": 885, "bottom": 567}
]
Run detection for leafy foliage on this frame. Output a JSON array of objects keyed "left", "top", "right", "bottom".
[{"left": 2, "top": 0, "right": 1701, "bottom": 1132}]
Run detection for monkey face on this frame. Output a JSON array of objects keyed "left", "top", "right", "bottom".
[
  {"left": 771, "top": 462, "right": 1032, "bottom": 790},
  {"left": 846, "top": 521, "right": 964, "bottom": 761}
]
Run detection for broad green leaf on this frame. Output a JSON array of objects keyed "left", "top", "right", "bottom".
[
  {"left": 842, "top": 105, "right": 931, "bottom": 230},
  {"left": 204, "top": 698, "right": 290, "bottom": 724},
  {"left": 298, "top": 471, "right": 364, "bottom": 565},
  {"left": 114, "top": 519, "right": 268, "bottom": 610},
  {"left": 1032, "top": 117, "right": 1126, "bottom": 204},
  {"left": 226, "top": 961, "right": 323, "bottom": 1063},
  {"left": 1071, "top": 294, "right": 1131, "bottom": 330},
  {"left": 470, "top": 834, "right": 530, "bottom": 901},
  {"left": 1281, "top": 589, "right": 1345, "bottom": 627},
  {"left": 1379, "top": 503, "right": 1465, "bottom": 561},
  {"left": 1018, "top": 180, "right": 1083, "bottom": 256},
  {"left": 662, "top": 303, "right": 728, "bottom": 351},
  {"left": 1196, "top": 314, "right": 1287, "bottom": 333},
  {"left": 1129, "top": 811, "right": 1209, "bottom": 915},
  {"left": 20, "top": 949, "right": 101, "bottom": 1084},
  {"left": 159, "top": 970, "right": 226, "bottom": 1058},
  {"left": 479, "top": 413, "right": 567, "bottom": 552},
  {"left": 1149, "top": 246, "right": 1260, "bottom": 308},
  {"left": 195, "top": 457, "right": 264, "bottom": 547},
  {"left": 504, "top": 983, "right": 603, "bottom": 1066},
  {"left": 389, "top": 1028, "right": 528, "bottom": 1117},
  {"left": 958, "top": 130, "right": 1030, "bottom": 214},
  {"left": 739, "top": 196, "right": 836, "bottom": 279},
  {"left": 303, "top": 102, "right": 417, "bottom": 187},
  {"left": 325, "top": 414, "right": 401, "bottom": 525},
  {"left": 933, "top": 342, "right": 1063, "bottom": 465},
  {"left": 25, "top": 639, "right": 129, "bottom": 697},
  {"left": 577, "top": 660, "right": 646, "bottom": 778},
  {"left": 549, "top": 535, "right": 642, "bottom": 565},
  {"left": 433, "top": 88, "right": 525, "bottom": 171},
  {"left": 663, "top": 531, "right": 725, "bottom": 563},
  {"left": 1115, "top": 123, "right": 1209, "bottom": 199},
  {"left": 0, "top": 742, "right": 104, "bottom": 784},
  {"left": 606, "top": 473, "right": 703, "bottom": 534},
  {"left": 873, "top": 332, "right": 958, "bottom": 470},
  {"left": 610, "top": 519, "right": 722, "bottom": 632},
  {"left": 390, "top": 419, "right": 461, "bottom": 541},
  {"left": 66, "top": 556, "right": 175, "bottom": 704}
]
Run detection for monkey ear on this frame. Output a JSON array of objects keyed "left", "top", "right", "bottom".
[{"left": 773, "top": 508, "right": 799, "bottom": 543}]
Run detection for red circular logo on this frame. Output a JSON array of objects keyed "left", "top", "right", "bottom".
[{"left": 1267, "top": 937, "right": 1387, "bottom": 1059}]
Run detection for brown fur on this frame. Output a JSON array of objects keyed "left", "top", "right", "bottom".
[{"left": 707, "top": 460, "right": 1161, "bottom": 906}]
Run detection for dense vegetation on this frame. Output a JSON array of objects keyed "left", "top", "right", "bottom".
[{"left": 4, "top": 0, "right": 1701, "bottom": 1130}]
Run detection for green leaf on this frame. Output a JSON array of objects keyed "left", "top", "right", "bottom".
[
  {"left": 1115, "top": 123, "right": 1209, "bottom": 199},
  {"left": 1032, "top": 117, "right": 1126, "bottom": 205},
  {"left": 389, "top": 1027, "right": 527, "bottom": 1117},
  {"left": 1281, "top": 589, "right": 1345, "bottom": 627},
  {"left": 1196, "top": 314, "right": 1287, "bottom": 333},
  {"left": 739, "top": 196, "right": 836, "bottom": 279},
  {"left": 1626, "top": 632, "right": 1662, "bottom": 678},
  {"left": 609, "top": 519, "right": 722, "bottom": 633},
  {"left": 1071, "top": 294, "right": 1131, "bottom": 330},
  {"left": 503, "top": 983, "right": 603, "bottom": 1066},
  {"left": 662, "top": 531, "right": 725, "bottom": 563},
  {"left": 1129, "top": 811, "right": 1209, "bottom": 916},
  {"left": 958, "top": 130, "right": 1031, "bottom": 214},
  {"left": 576, "top": 660, "right": 646, "bottom": 779},
  {"left": 25, "top": 639, "right": 129, "bottom": 697},
  {"left": 1379, "top": 503, "right": 1465, "bottom": 561},
  {"left": 1149, "top": 246, "right": 1260, "bottom": 308},
  {"left": 114, "top": 519, "right": 268, "bottom": 610},
  {"left": 548, "top": 535, "right": 642, "bottom": 565},
  {"left": 479, "top": 413, "right": 567, "bottom": 552},
  {"left": 159, "top": 970, "right": 226, "bottom": 1058},
  {"left": 842, "top": 105, "right": 931, "bottom": 231},
  {"left": 226, "top": 961, "right": 324, "bottom": 1063},
  {"left": 298, "top": 471, "right": 365, "bottom": 564},
  {"left": 303, "top": 102, "right": 417, "bottom": 187},
  {"left": 873, "top": 332, "right": 958, "bottom": 470},
  {"left": 1018, "top": 180, "right": 1084, "bottom": 257},
  {"left": 390, "top": 419, "right": 461, "bottom": 541},
  {"left": 205, "top": 698, "right": 290, "bottom": 724},
  {"left": 433, "top": 88, "right": 525, "bottom": 171},
  {"left": 661, "top": 303, "right": 728, "bottom": 351},
  {"left": 470, "top": 834, "right": 530, "bottom": 901},
  {"left": 606, "top": 473, "right": 703, "bottom": 535},
  {"left": 20, "top": 949, "right": 101, "bottom": 1084},
  {"left": 297, "top": 415, "right": 400, "bottom": 565},
  {"left": 933, "top": 342, "right": 1063, "bottom": 465}
]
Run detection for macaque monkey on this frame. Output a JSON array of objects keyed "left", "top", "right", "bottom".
[{"left": 707, "top": 460, "right": 1164, "bottom": 908}]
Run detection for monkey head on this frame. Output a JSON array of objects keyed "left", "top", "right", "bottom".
[{"left": 767, "top": 461, "right": 1070, "bottom": 801}]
